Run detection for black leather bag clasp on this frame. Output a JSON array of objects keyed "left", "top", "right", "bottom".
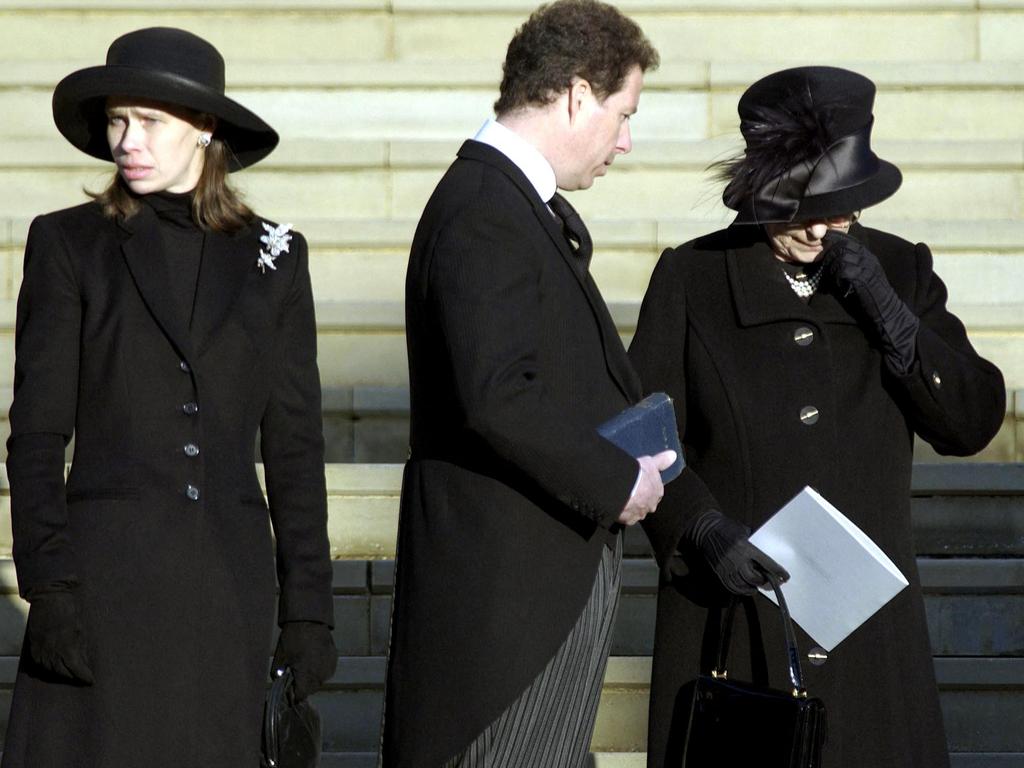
[
  {"left": 261, "top": 667, "right": 323, "bottom": 768},
  {"left": 678, "top": 575, "right": 828, "bottom": 767}
]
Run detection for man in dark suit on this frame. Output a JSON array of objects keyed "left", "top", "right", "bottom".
[{"left": 380, "top": 2, "right": 667, "bottom": 766}]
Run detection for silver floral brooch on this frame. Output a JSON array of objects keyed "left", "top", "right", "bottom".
[{"left": 257, "top": 221, "right": 293, "bottom": 273}]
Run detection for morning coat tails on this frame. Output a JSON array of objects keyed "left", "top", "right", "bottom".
[
  {"left": 381, "top": 140, "right": 643, "bottom": 767},
  {"left": 3, "top": 200, "right": 333, "bottom": 767},
  {"left": 629, "top": 223, "right": 1005, "bottom": 768}
]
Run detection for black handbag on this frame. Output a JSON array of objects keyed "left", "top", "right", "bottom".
[
  {"left": 261, "top": 667, "right": 323, "bottom": 768},
  {"left": 677, "top": 575, "right": 828, "bottom": 768}
]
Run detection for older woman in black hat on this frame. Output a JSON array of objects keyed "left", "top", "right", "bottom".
[
  {"left": 3, "top": 27, "right": 335, "bottom": 766},
  {"left": 631, "top": 66, "right": 1005, "bottom": 767}
]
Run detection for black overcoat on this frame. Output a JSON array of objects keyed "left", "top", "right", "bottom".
[
  {"left": 629, "top": 223, "right": 1005, "bottom": 768},
  {"left": 3, "top": 201, "right": 333, "bottom": 767},
  {"left": 381, "top": 140, "right": 643, "bottom": 767}
]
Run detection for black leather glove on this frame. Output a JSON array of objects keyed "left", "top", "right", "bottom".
[
  {"left": 684, "top": 510, "right": 789, "bottom": 596},
  {"left": 823, "top": 230, "right": 920, "bottom": 374},
  {"left": 271, "top": 621, "right": 337, "bottom": 701},
  {"left": 24, "top": 588, "right": 94, "bottom": 684}
]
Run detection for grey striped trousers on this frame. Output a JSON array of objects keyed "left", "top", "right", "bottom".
[{"left": 444, "top": 539, "right": 623, "bottom": 768}]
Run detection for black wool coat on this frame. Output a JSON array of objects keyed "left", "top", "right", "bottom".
[
  {"left": 629, "top": 223, "right": 1006, "bottom": 768},
  {"left": 381, "top": 140, "right": 643, "bottom": 767},
  {"left": 2, "top": 201, "right": 333, "bottom": 767}
]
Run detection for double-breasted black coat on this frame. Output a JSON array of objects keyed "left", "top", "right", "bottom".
[
  {"left": 381, "top": 140, "right": 643, "bottom": 767},
  {"left": 629, "top": 223, "right": 1005, "bottom": 768},
  {"left": 3, "top": 200, "right": 333, "bottom": 767}
]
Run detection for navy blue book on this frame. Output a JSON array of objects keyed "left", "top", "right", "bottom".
[{"left": 597, "top": 392, "right": 685, "bottom": 483}]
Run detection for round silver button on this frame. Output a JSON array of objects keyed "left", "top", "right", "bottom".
[
  {"left": 800, "top": 406, "right": 819, "bottom": 425},
  {"left": 186, "top": 484, "right": 200, "bottom": 501},
  {"left": 179, "top": 360, "right": 191, "bottom": 373},
  {"left": 182, "top": 402, "right": 199, "bottom": 415},
  {"left": 793, "top": 326, "right": 814, "bottom": 347},
  {"left": 184, "top": 443, "right": 200, "bottom": 457},
  {"left": 808, "top": 647, "right": 828, "bottom": 666},
  {"left": 931, "top": 371, "right": 942, "bottom": 388}
]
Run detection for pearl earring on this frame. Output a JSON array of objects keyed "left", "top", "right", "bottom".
[{"left": 197, "top": 133, "right": 212, "bottom": 148}]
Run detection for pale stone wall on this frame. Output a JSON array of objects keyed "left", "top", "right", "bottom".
[
  {"left": 0, "top": 5, "right": 1021, "bottom": 760},
  {"left": 0, "top": 1, "right": 1020, "bottom": 443}
]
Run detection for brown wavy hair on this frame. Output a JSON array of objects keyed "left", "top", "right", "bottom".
[
  {"left": 89, "top": 133, "right": 254, "bottom": 233},
  {"left": 494, "top": 0, "right": 659, "bottom": 116}
]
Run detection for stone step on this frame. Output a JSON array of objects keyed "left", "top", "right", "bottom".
[
  {"left": 4, "top": 61, "right": 1024, "bottom": 146},
  {"left": 2, "top": 166, "right": 1023, "bottom": 224},
  {"left": 0, "top": 575, "right": 1019, "bottom": 753},
  {"left": 0, "top": 298, "right": 1018, "bottom": 392},
  {"left": 16, "top": 59, "right": 1024, "bottom": 94},
  {"left": 0, "top": 392, "right": 1017, "bottom": 467},
  {"left": 0, "top": 382, "right": 1018, "bottom": 465},
  {"left": 0, "top": 459, "right": 1019, "bottom": 757},
  {"left": 307, "top": 757, "right": 647, "bottom": 768},
  {"left": 316, "top": 302, "right": 1024, "bottom": 392},
  {"left": 0, "top": 462, "right": 1021, "bottom": 560},
  {"left": 310, "top": 251, "right": 1024, "bottom": 310},
  {"left": 5, "top": 0, "right": 1020, "bottom": 11},
  {"left": 2, "top": 220, "right": 1023, "bottom": 303},
  {"left": 361, "top": 557, "right": 1024, "bottom": 657},
  {"left": 7, "top": 214, "right": 1024, "bottom": 252},
  {"left": 0, "top": 654, "right": 1015, "bottom": 759},
  {"left": 5, "top": 136, "right": 1022, "bottom": 171},
  {"left": 1, "top": 137, "right": 1023, "bottom": 222},
  {"left": 0, "top": 653, "right": 1014, "bottom": 759},
  {"left": 0, "top": 8, "right": 1022, "bottom": 66},
  {"left": 0, "top": 462, "right": 410, "bottom": 560},
  {"left": 5, "top": 60, "right": 1024, "bottom": 90},
  {"left": 911, "top": 461, "right": 1024, "bottom": 493}
]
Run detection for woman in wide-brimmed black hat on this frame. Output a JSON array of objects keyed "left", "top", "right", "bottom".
[
  {"left": 4, "top": 27, "right": 336, "bottom": 767},
  {"left": 630, "top": 66, "right": 1005, "bottom": 767}
]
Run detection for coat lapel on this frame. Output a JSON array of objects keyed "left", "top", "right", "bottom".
[
  {"left": 118, "top": 206, "right": 195, "bottom": 363},
  {"left": 190, "top": 225, "right": 260, "bottom": 356},
  {"left": 457, "top": 141, "right": 641, "bottom": 401},
  {"left": 120, "top": 208, "right": 261, "bottom": 362},
  {"left": 725, "top": 230, "right": 858, "bottom": 328}
]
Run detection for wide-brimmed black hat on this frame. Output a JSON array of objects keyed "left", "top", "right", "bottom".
[
  {"left": 719, "top": 66, "right": 902, "bottom": 225},
  {"left": 52, "top": 27, "right": 278, "bottom": 170}
]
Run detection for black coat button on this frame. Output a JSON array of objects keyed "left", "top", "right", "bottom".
[
  {"left": 186, "top": 485, "right": 200, "bottom": 501},
  {"left": 800, "top": 406, "right": 819, "bottom": 425},
  {"left": 184, "top": 443, "right": 200, "bottom": 457},
  {"left": 183, "top": 402, "right": 199, "bottom": 415},
  {"left": 794, "top": 326, "right": 814, "bottom": 346}
]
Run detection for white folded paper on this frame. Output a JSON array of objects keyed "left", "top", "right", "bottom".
[{"left": 749, "top": 486, "right": 909, "bottom": 652}]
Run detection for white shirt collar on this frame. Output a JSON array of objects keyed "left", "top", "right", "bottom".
[{"left": 473, "top": 118, "right": 557, "bottom": 203}]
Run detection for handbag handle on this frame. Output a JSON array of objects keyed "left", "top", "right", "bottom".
[
  {"left": 263, "top": 666, "right": 293, "bottom": 766},
  {"left": 713, "top": 572, "right": 807, "bottom": 697}
]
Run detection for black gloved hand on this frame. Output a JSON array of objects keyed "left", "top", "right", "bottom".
[
  {"left": 271, "top": 621, "right": 337, "bottom": 701},
  {"left": 822, "top": 230, "right": 920, "bottom": 374},
  {"left": 25, "top": 589, "right": 94, "bottom": 685},
  {"left": 684, "top": 510, "right": 789, "bottom": 596}
]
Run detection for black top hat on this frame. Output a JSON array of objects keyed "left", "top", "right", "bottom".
[
  {"left": 52, "top": 27, "right": 278, "bottom": 171},
  {"left": 720, "top": 66, "right": 902, "bottom": 225}
]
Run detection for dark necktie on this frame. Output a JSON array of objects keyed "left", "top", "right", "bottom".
[{"left": 548, "top": 193, "right": 593, "bottom": 271}]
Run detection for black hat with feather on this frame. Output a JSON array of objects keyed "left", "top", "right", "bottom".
[{"left": 718, "top": 66, "right": 902, "bottom": 225}]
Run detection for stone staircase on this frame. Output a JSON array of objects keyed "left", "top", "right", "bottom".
[
  {"left": 2, "top": 462, "right": 1020, "bottom": 765},
  {"left": 1, "top": 4, "right": 1022, "bottom": 462},
  {"left": 0, "top": 0, "right": 1022, "bottom": 763}
]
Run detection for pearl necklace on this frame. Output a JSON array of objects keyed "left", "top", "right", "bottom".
[{"left": 783, "top": 267, "right": 822, "bottom": 298}]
